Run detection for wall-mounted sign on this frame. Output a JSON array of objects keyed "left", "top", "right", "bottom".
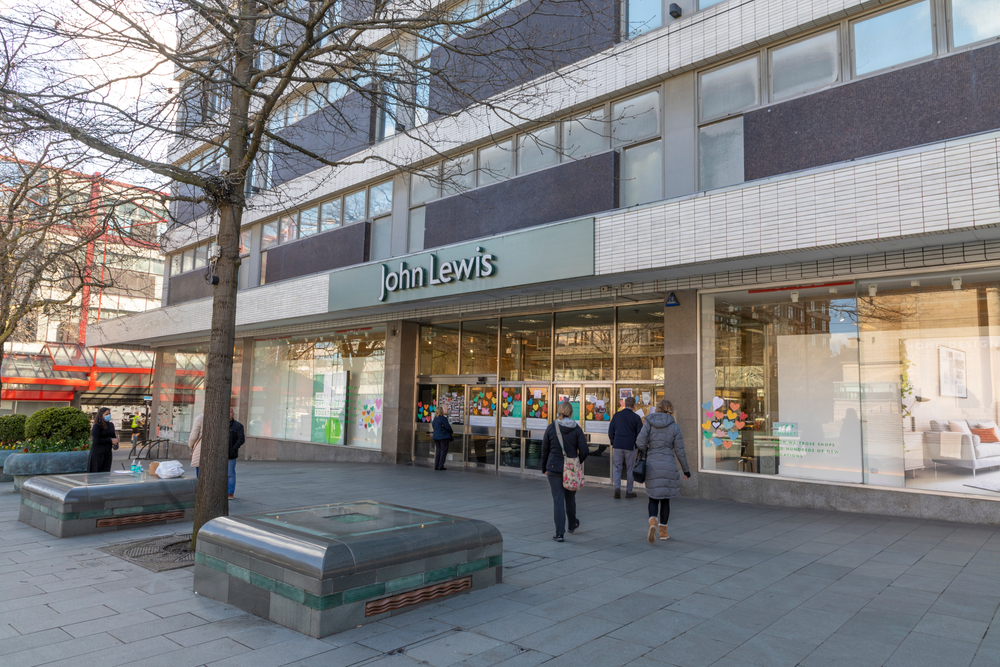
[
  {"left": 773, "top": 422, "right": 798, "bottom": 438},
  {"left": 379, "top": 247, "right": 496, "bottom": 302},
  {"left": 665, "top": 292, "right": 680, "bottom": 307}
]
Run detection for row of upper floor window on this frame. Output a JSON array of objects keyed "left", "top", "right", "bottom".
[{"left": 166, "top": 0, "right": 1000, "bottom": 278}]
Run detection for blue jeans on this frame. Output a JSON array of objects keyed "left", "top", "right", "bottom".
[{"left": 228, "top": 459, "right": 236, "bottom": 495}]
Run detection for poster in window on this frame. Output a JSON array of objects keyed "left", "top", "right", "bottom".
[
  {"left": 500, "top": 387, "right": 523, "bottom": 429},
  {"left": 311, "top": 371, "right": 348, "bottom": 445},
  {"left": 468, "top": 388, "right": 497, "bottom": 427},
  {"left": 939, "top": 347, "right": 967, "bottom": 398},
  {"left": 525, "top": 386, "right": 549, "bottom": 429}
]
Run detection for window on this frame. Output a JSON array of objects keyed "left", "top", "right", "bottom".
[
  {"left": 419, "top": 323, "right": 460, "bottom": 375},
  {"left": 261, "top": 222, "right": 278, "bottom": 248},
  {"left": 408, "top": 207, "right": 426, "bottom": 253},
  {"left": 279, "top": 215, "right": 298, "bottom": 243},
  {"left": 612, "top": 91, "right": 659, "bottom": 145},
  {"left": 700, "top": 57, "right": 759, "bottom": 122},
  {"left": 517, "top": 125, "right": 559, "bottom": 174},
  {"left": 617, "top": 304, "right": 664, "bottom": 381},
  {"left": 562, "top": 109, "right": 606, "bottom": 159},
  {"left": 478, "top": 141, "right": 513, "bottom": 186},
  {"left": 368, "top": 181, "right": 393, "bottom": 218},
  {"left": 699, "top": 0, "right": 726, "bottom": 6},
  {"left": 238, "top": 229, "right": 251, "bottom": 289},
  {"left": 375, "top": 44, "right": 401, "bottom": 140},
  {"left": 411, "top": 167, "right": 439, "bottom": 206},
  {"left": 344, "top": 190, "right": 367, "bottom": 224},
  {"left": 461, "top": 320, "right": 499, "bottom": 375},
  {"left": 500, "top": 315, "right": 552, "bottom": 381},
  {"left": 321, "top": 200, "right": 341, "bottom": 229},
  {"left": 182, "top": 249, "right": 194, "bottom": 273},
  {"left": 853, "top": 1, "right": 933, "bottom": 76},
  {"left": 624, "top": 0, "right": 660, "bottom": 39},
  {"left": 449, "top": 0, "right": 478, "bottom": 39},
  {"left": 951, "top": 0, "right": 1000, "bottom": 47},
  {"left": 170, "top": 254, "right": 181, "bottom": 276},
  {"left": 443, "top": 153, "right": 474, "bottom": 194},
  {"left": 771, "top": 30, "right": 840, "bottom": 100},
  {"left": 555, "top": 309, "right": 614, "bottom": 381},
  {"left": 370, "top": 215, "right": 392, "bottom": 260},
  {"left": 621, "top": 140, "right": 663, "bottom": 207},
  {"left": 299, "top": 207, "right": 320, "bottom": 237},
  {"left": 193, "top": 245, "right": 207, "bottom": 269},
  {"left": 699, "top": 118, "right": 744, "bottom": 190}
]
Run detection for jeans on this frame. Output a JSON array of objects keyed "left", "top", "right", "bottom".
[
  {"left": 228, "top": 459, "right": 237, "bottom": 494},
  {"left": 613, "top": 448, "right": 638, "bottom": 492},
  {"left": 546, "top": 472, "right": 577, "bottom": 536},
  {"left": 433, "top": 440, "right": 449, "bottom": 469},
  {"left": 648, "top": 498, "right": 670, "bottom": 524}
]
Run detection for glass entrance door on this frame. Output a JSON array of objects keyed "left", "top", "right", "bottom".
[
  {"left": 466, "top": 385, "right": 497, "bottom": 467},
  {"left": 583, "top": 386, "right": 612, "bottom": 481},
  {"left": 498, "top": 385, "right": 524, "bottom": 471}
]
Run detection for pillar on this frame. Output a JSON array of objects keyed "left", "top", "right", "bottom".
[
  {"left": 663, "top": 290, "right": 700, "bottom": 494},
  {"left": 381, "top": 319, "right": 418, "bottom": 464}
]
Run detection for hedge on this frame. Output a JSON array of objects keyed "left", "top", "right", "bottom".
[
  {"left": 25, "top": 407, "right": 91, "bottom": 442},
  {"left": 0, "top": 414, "right": 27, "bottom": 448}
]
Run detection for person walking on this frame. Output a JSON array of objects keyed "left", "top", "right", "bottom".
[
  {"left": 88, "top": 407, "right": 118, "bottom": 473},
  {"left": 130, "top": 412, "right": 144, "bottom": 449},
  {"left": 636, "top": 399, "right": 690, "bottom": 543},
  {"left": 431, "top": 404, "right": 454, "bottom": 471},
  {"left": 228, "top": 407, "right": 246, "bottom": 499},
  {"left": 188, "top": 412, "right": 204, "bottom": 477},
  {"left": 541, "top": 401, "right": 589, "bottom": 542},
  {"left": 609, "top": 396, "right": 643, "bottom": 499}
]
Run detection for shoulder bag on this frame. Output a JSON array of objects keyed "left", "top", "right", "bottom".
[
  {"left": 632, "top": 448, "right": 646, "bottom": 484},
  {"left": 554, "top": 424, "right": 585, "bottom": 491}
]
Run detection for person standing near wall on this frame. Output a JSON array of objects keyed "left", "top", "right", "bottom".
[
  {"left": 609, "top": 396, "right": 643, "bottom": 499},
  {"left": 636, "top": 399, "right": 690, "bottom": 543},
  {"left": 189, "top": 412, "right": 204, "bottom": 477},
  {"left": 431, "top": 404, "right": 454, "bottom": 471},
  {"left": 541, "top": 401, "right": 589, "bottom": 542},
  {"left": 227, "top": 407, "right": 245, "bottom": 499},
  {"left": 88, "top": 407, "right": 118, "bottom": 473}
]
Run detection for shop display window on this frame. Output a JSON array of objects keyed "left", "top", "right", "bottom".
[
  {"left": 247, "top": 328, "right": 385, "bottom": 449},
  {"left": 500, "top": 315, "right": 552, "bottom": 381},
  {"left": 418, "top": 323, "right": 459, "bottom": 375},
  {"left": 617, "top": 304, "right": 665, "bottom": 381},
  {"left": 159, "top": 344, "right": 241, "bottom": 444},
  {"left": 701, "top": 269, "right": 1000, "bottom": 498},
  {"left": 461, "top": 319, "right": 499, "bottom": 376},
  {"left": 555, "top": 309, "right": 614, "bottom": 381}
]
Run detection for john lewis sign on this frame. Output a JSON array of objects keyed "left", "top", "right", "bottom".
[
  {"left": 379, "top": 247, "right": 496, "bottom": 302},
  {"left": 327, "top": 217, "right": 594, "bottom": 311}
]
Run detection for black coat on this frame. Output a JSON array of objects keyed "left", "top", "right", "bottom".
[
  {"left": 540, "top": 421, "right": 589, "bottom": 474},
  {"left": 431, "top": 415, "right": 454, "bottom": 442},
  {"left": 229, "top": 419, "right": 246, "bottom": 459},
  {"left": 608, "top": 409, "right": 643, "bottom": 451},
  {"left": 91, "top": 421, "right": 117, "bottom": 450}
]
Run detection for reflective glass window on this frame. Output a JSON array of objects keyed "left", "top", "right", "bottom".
[
  {"left": 517, "top": 125, "right": 559, "bottom": 174},
  {"left": 621, "top": 140, "right": 663, "bottom": 207},
  {"left": 170, "top": 254, "right": 181, "bottom": 275},
  {"left": 411, "top": 168, "right": 439, "bottom": 206},
  {"left": 699, "top": 117, "right": 744, "bottom": 191},
  {"left": 562, "top": 109, "right": 606, "bottom": 159},
  {"left": 555, "top": 309, "right": 614, "bottom": 381},
  {"left": 612, "top": 90, "right": 660, "bottom": 145},
  {"left": 299, "top": 207, "right": 320, "bottom": 237},
  {"left": 625, "top": 0, "right": 661, "bottom": 38},
  {"left": 700, "top": 57, "right": 759, "bottom": 122},
  {"left": 418, "top": 322, "right": 460, "bottom": 375},
  {"left": 369, "top": 181, "right": 393, "bottom": 218},
  {"left": 443, "top": 153, "right": 474, "bottom": 194},
  {"left": 320, "top": 199, "right": 341, "bottom": 230},
  {"left": 853, "top": 1, "right": 933, "bottom": 76},
  {"left": 408, "top": 207, "right": 426, "bottom": 253},
  {"left": 461, "top": 319, "right": 500, "bottom": 375},
  {"left": 771, "top": 30, "right": 840, "bottom": 100},
  {"left": 193, "top": 244, "right": 207, "bottom": 269},
  {"left": 279, "top": 215, "right": 298, "bottom": 243},
  {"left": 501, "top": 314, "right": 552, "bottom": 381},
  {"left": 261, "top": 221, "right": 278, "bottom": 248},
  {"left": 181, "top": 249, "right": 194, "bottom": 273},
  {"left": 344, "top": 190, "right": 366, "bottom": 224},
  {"left": 951, "top": 0, "right": 1000, "bottom": 47},
  {"left": 370, "top": 215, "right": 392, "bottom": 260},
  {"left": 239, "top": 229, "right": 251, "bottom": 255},
  {"left": 617, "top": 304, "right": 665, "bottom": 381},
  {"left": 478, "top": 141, "right": 514, "bottom": 186}
]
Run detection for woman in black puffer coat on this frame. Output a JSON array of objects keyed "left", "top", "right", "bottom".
[
  {"left": 636, "top": 399, "right": 690, "bottom": 543},
  {"left": 541, "top": 401, "right": 589, "bottom": 542},
  {"left": 88, "top": 406, "right": 119, "bottom": 473}
]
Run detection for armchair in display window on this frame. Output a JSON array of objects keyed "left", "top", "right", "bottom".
[{"left": 923, "top": 420, "right": 1000, "bottom": 477}]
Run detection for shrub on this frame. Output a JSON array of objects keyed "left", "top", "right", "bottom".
[
  {"left": 19, "top": 437, "right": 90, "bottom": 453},
  {"left": 25, "top": 407, "right": 91, "bottom": 442},
  {"left": 0, "top": 414, "right": 27, "bottom": 448}
]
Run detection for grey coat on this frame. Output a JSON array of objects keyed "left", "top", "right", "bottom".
[{"left": 636, "top": 412, "right": 690, "bottom": 500}]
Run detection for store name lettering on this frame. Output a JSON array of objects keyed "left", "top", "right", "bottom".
[{"left": 379, "top": 247, "right": 496, "bottom": 302}]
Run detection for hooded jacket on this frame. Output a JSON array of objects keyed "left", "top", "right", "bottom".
[{"left": 636, "top": 412, "right": 689, "bottom": 499}]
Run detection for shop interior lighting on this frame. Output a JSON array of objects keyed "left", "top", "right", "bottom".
[
  {"left": 868, "top": 284, "right": 877, "bottom": 297},
  {"left": 790, "top": 291, "right": 799, "bottom": 303},
  {"left": 952, "top": 277, "right": 962, "bottom": 290}
]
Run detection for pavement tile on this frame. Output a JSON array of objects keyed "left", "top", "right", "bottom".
[
  {"left": 883, "top": 631, "right": 978, "bottom": 667},
  {"left": 653, "top": 633, "right": 737, "bottom": 667},
  {"left": 723, "top": 633, "right": 816, "bottom": 667},
  {"left": 405, "top": 631, "right": 504, "bottom": 667},
  {"left": 911, "top": 612, "right": 989, "bottom": 644},
  {"left": 799, "top": 633, "right": 897, "bottom": 667},
  {"left": 537, "top": 636, "right": 648, "bottom": 667}
]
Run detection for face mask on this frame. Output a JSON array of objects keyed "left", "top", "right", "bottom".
[{"left": 103, "top": 414, "right": 112, "bottom": 422}]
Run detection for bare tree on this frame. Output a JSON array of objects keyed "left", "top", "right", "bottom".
[
  {"left": 0, "top": 140, "right": 163, "bottom": 400},
  {"left": 0, "top": 0, "right": 612, "bottom": 546}
]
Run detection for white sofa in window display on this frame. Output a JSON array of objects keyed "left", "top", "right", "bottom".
[{"left": 924, "top": 420, "right": 1000, "bottom": 476}]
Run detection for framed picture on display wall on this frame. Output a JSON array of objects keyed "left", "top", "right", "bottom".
[{"left": 939, "top": 347, "right": 967, "bottom": 398}]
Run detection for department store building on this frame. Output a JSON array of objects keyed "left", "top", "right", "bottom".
[{"left": 91, "top": 0, "right": 1000, "bottom": 523}]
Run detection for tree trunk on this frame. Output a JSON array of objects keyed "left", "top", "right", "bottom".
[{"left": 190, "top": 203, "right": 241, "bottom": 551}]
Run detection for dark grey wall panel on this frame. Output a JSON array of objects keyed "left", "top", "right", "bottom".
[
  {"left": 423, "top": 151, "right": 617, "bottom": 248},
  {"left": 263, "top": 221, "right": 370, "bottom": 284},
  {"left": 744, "top": 43, "right": 1000, "bottom": 181},
  {"left": 271, "top": 91, "right": 373, "bottom": 188},
  {"left": 167, "top": 269, "right": 214, "bottom": 305},
  {"left": 428, "top": 0, "right": 617, "bottom": 118}
]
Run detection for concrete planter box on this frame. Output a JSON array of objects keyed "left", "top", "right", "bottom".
[
  {"left": 0, "top": 450, "right": 18, "bottom": 483},
  {"left": 4, "top": 451, "right": 90, "bottom": 491}
]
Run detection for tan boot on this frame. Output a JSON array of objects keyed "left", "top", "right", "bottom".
[
  {"left": 647, "top": 517, "right": 657, "bottom": 544},
  {"left": 659, "top": 525, "right": 669, "bottom": 541}
]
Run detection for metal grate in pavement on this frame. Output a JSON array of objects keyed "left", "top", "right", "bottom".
[{"left": 99, "top": 533, "right": 195, "bottom": 572}]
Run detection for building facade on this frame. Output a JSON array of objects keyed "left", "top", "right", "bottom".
[{"left": 92, "top": 0, "right": 1000, "bottom": 523}]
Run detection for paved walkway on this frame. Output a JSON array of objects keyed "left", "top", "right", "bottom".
[{"left": 2, "top": 460, "right": 1000, "bottom": 667}]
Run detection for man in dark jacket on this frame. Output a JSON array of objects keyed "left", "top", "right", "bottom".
[
  {"left": 608, "top": 397, "right": 643, "bottom": 499},
  {"left": 227, "top": 408, "right": 246, "bottom": 499}
]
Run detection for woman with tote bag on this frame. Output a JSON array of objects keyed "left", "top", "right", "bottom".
[
  {"left": 540, "top": 401, "right": 589, "bottom": 542},
  {"left": 431, "top": 404, "right": 454, "bottom": 471},
  {"left": 636, "top": 399, "right": 691, "bottom": 543}
]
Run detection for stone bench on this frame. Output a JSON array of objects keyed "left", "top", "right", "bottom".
[
  {"left": 0, "top": 450, "right": 17, "bottom": 483},
  {"left": 5, "top": 451, "right": 90, "bottom": 491},
  {"left": 194, "top": 500, "right": 503, "bottom": 637},
  {"left": 19, "top": 472, "right": 197, "bottom": 538}
]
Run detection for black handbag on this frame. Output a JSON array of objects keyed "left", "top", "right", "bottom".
[{"left": 632, "top": 450, "right": 647, "bottom": 484}]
